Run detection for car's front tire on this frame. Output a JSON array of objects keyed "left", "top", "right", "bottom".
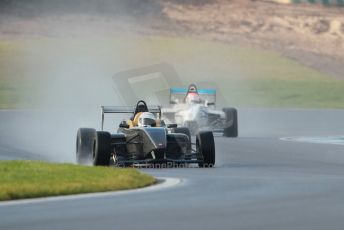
[
  {"left": 223, "top": 108, "right": 238, "bottom": 137},
  {"left": 76, "top": 128, "right": 96, "bottom": 165},
  {"left": 197, "top": 131, "right": 215, "bottom": 168},
  {"left": 93, "top": 131, "right": 111, "bottom": 166}
]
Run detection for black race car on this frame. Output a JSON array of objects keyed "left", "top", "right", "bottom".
[{"left": 76, "top": 100, "right": 215, "bottom": 167}]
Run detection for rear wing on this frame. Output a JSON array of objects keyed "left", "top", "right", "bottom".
[
  {"left": 101, "top": 105, "right": 161, "bottom": 130},
  {"left": 170, "top": 88, "right": 217, "bottom": 105}
]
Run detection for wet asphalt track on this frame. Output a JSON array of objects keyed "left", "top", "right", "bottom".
[{"left": 1, "top": 109, "right": 344, "bottom": 230}]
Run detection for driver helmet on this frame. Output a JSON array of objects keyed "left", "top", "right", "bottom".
[
  {"left": 138, "top": 112, "right": 156, "bottom": 127},
  {"left": 185, "top": 92, "right": 202, "bottom": 104}
]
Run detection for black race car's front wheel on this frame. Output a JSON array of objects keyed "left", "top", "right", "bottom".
[
  {"left": 93, "top": 131, "right": 111, "bottom": 166},
  {"left": 197, "top": 131, "right": 215, "bottom": 168},
  {"left": 76, "top": 128, "right": 96, "bottom": 165}
]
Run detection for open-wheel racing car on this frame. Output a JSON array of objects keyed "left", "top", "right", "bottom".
[
  {"left": 76, "top": 100, "right": 215, "bottom": 167},
  {"left": 161, "top": 84, "right": 238, "bottom": 137}
]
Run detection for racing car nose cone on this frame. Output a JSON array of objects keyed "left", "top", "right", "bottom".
[{"left": 144, "top": 127, "right": 167, "bottom": 149}]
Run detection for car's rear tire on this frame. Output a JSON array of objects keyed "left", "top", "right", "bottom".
[
  {"left": 197, "top": 131, "right": 215, "bottom": 168},
  {"left": 223, "top": 108, "right": 238, "bottom": 137},
  {"left": 93, "top": 131, "right": 111, "bottom": 166},
  {"left": 76, "top": 128, "right": 96, "bottom": 165}
]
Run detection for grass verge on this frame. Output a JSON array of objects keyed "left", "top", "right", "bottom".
[
  {"left": 0, "top": 160, "right": 156, "bottom": 201},
  {"left": 0, "top": 36, "right": 344, "bottom": 108}
]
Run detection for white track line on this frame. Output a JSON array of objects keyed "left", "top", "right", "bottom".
[
  {"left": 280, "top": 136, "right": 344, "bottom": 146},
  {"left": 0, "top": 177, "right": 181, "bottom": 207}
]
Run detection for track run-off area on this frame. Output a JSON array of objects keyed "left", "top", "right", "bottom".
[{"left": 1, "top": 108, "right": 344, "bottom": 229}]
